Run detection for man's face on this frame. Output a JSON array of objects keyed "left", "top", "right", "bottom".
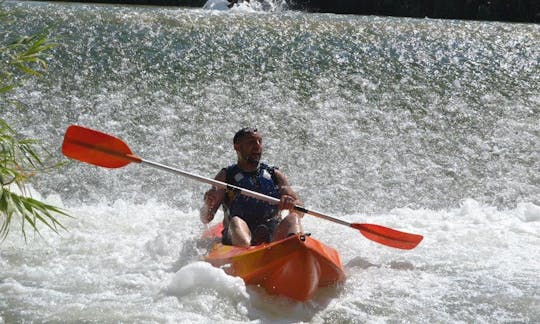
[{"left": 234, "top": 132, "right": 263, "bottom": 165}]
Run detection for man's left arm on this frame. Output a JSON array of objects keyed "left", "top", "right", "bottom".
[{"left": 274, "top": 169, "right": 304, "bottom": 217}]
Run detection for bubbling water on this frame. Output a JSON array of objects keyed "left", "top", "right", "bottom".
[{"left": 1, "top": 1, "right": 539, "bottom": 322}]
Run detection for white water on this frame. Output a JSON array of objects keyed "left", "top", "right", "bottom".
[
  {"left": 203, "top": 0, "right": 286, "bottom": 12},
  {"left": 2, "top": 191, "right": 538, "bottom": 322},
  {"left": 1, "top": 1, "right": 539, "bottom": 322}
]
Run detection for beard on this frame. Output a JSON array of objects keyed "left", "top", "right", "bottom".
[{"left": 246, "top": 155, "right": 260, "bottom": 166}]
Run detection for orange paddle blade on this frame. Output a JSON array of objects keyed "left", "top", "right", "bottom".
[
  {"left": 351, "top": 223, "right": 423, "bottom": 250},
  {"left": 62, "top": 125, "right": 142, "bottom": 168}
]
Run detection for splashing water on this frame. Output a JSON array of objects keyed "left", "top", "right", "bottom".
[{"left": 1, "top": 1, "right": 539, "bottom": 322}]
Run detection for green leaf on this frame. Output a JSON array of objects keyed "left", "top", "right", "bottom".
[
  {"left": 0, "top": 188, "right": 70, "bottom": 241},
  {"left": 1, "top": 7, "right": 69, "bottom": 242}
]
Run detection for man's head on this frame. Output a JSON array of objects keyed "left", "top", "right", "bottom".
[
  {"left": 233, "top": 127, "right": 258, "bottom": 144},
  {"left": 233, "top": 127, "right": 262, "bottom": 168}
]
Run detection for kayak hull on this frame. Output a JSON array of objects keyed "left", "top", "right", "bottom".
[{"left": 205, "top": 233, "right": 345, "bottom": 301}]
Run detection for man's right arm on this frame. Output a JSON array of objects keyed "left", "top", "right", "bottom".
[{"left": 199, "top": 169, "right": 227, "bottom": 224}]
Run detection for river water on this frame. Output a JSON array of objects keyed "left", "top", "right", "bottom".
[{"left": 1, "top": 1, "right": 539, "bottom": 322}]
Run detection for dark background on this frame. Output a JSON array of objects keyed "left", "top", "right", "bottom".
[{"left": 43, "top": 0, "right": 540, "bottom": 23}]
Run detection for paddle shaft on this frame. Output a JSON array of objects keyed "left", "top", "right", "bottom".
[{"left": 140, "top": 158, "right": 350, "bottom": 225}]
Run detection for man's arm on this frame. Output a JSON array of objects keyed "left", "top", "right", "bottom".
[
  {"left": 199, "top": 169, "right": 227, "bottom": 224},
  {"left": 274, "top": 169, "right": 304, "bottom": 216}
]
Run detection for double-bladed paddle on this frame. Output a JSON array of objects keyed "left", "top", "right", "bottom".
[{"left": 61, "top": 125, "right": 423, "bottom": 250}]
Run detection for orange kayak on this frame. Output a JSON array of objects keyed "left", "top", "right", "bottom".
[{"left": 203, "top": 224, "right": 346, "bottom": 301}]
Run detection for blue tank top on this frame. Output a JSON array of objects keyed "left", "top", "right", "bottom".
[{"left": 223, "top": 163, "right": 281, "bottom": 229}]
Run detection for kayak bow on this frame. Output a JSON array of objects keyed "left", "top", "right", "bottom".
[{"left": 204, "top": 225, "right": 345, "bottom": 301}]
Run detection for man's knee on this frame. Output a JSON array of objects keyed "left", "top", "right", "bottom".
[
  {"left": 229, "top": 216, "right": 251, "bottom": 246},
  {"left": 283, "top": 213, "right": 302, "bottom": 227},
  {"left": 229, "top": 216, "right": 247, "bottom": 229}
]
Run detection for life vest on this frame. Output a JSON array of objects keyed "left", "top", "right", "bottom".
[{"left": 223, "top": 163, "right": 281, "bottom": 230}]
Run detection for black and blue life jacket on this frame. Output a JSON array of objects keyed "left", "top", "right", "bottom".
[{"left": 223, "top": 163, "right": 281, "bottom": 230}]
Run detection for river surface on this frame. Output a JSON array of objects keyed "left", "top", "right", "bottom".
[{"left": 1, "top": 1, "right": 539, "bottom": 323}]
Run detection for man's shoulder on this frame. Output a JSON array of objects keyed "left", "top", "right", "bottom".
[
  {"left": 259, "top": 162, "right": 278, "bottom": 171},
  {"left": 221, "top": 164, "right": 239, "bottom": 183},
  {"left": 222, "top": 164, "right": 238, "bottom": 174},
  {"left": 222, "top": 162, "right": 278, "bottom": 171}
]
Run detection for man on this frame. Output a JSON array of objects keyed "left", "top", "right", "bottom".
[{"left": 200, "top": 127, "right": 303, "bottom": 246}]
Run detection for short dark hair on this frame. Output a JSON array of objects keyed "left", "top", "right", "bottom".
[{"left": 233, "top": 127, "right": 258, "bottom": 144}]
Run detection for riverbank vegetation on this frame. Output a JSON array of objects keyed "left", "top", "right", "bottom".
[{"left": 1, "top": 6, "right": 68, "bottom": 241}]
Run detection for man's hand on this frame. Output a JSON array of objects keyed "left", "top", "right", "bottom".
[
  {"left": 200, "top": 187, "right": 223, "bottom": 224},
  {"left": 205, "top": 188, "right": 221, "bottom": 208},
  {"left": 279, "top": 194, "right": 301, "bottom": 213}
]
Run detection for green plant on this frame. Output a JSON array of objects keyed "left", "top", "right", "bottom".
[
  {"left": 1, "top": 5, "right": 69, "bottom": 241},
  {"left": 1, "top": 27, "right": 57, "bottom": 93},
  {"left": 0, "top": 119, "right": 69, "bottom": 241}
]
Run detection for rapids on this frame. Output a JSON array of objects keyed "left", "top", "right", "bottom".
[{"left": 1, "top": 1, "right": 539, "bottom": 322}]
